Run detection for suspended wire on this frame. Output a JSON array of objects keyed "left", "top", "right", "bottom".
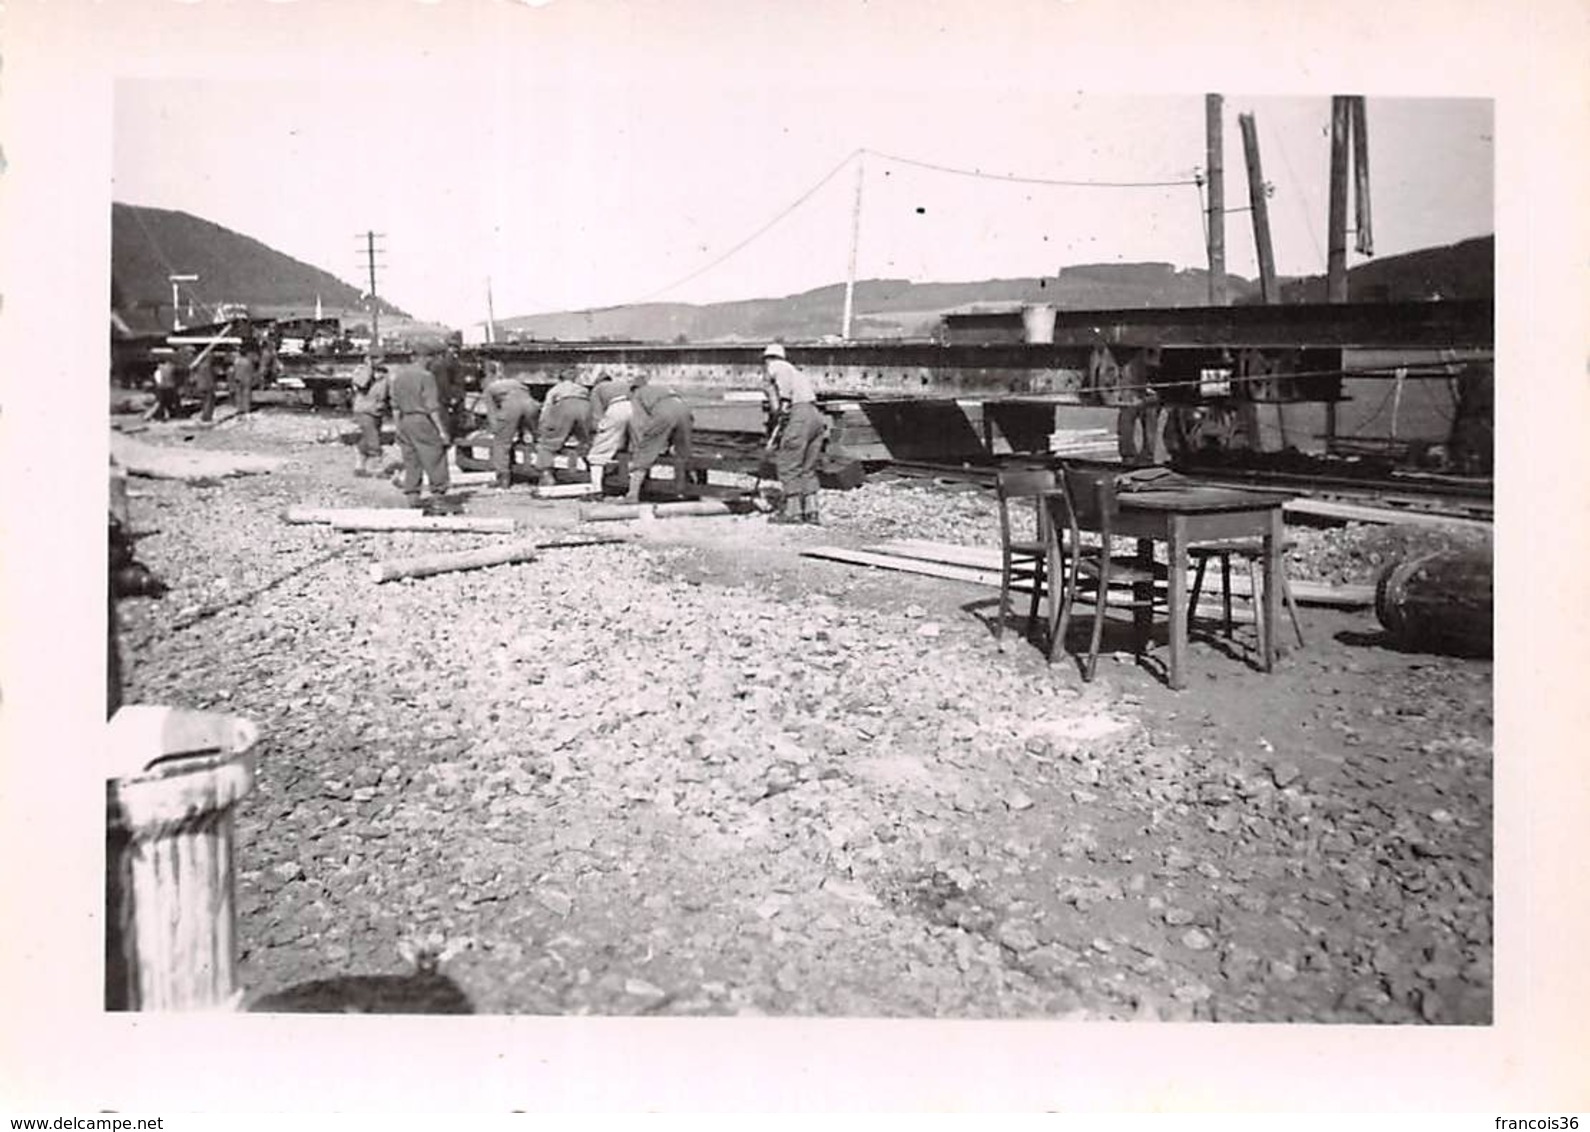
[
  {"left": 624, "top": 146, "right": 1204, "bottom": 306},
  {"left": 1268, "top": 118, "right": 1324, "bottom": 267},
  {"left": 629, "top": 149, "right": 863, "bottom": 304},
  {"left": 863, "top": 148, "right": 1200, "bottom": 189}
]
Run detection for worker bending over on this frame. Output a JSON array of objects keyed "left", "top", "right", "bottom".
[
  {"left": 388, "top": 341, "right": 452, "bottom": 508},
  {"left": 585, "top": 370, "right": 633, "bottom": 496},
  {"left": 533, "top": 371, "right": 594, "bottom": 488},
  {"left": 625, "top": 376, "right": 694, "bottom": 503},
  {"left": 483, "top": 366, "right": 542, "bottom": 488},
  {"left": 762, "top": 343, "right": 826, "bottom": 524}
]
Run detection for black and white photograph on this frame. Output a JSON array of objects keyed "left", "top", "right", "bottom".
[{"left": 3, "top": 0, "right": 1588, "bottom": 1115}]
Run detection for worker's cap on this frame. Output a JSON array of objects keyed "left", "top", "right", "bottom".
[{"left": 763, "top": 344, "right": 786, "bottom": 360}]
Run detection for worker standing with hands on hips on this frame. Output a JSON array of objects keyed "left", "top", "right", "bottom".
[
  {"left": 533, "top": 370, "right": 594, "bottom": 489},
  {"left": 388, "top": 340, "right": 452, "bottom": 509},
  {"left": 624, "top": 374, "right": 695, "bottom": 503},
  {"left": 483, "top": 363, "right": 542, "bottom": 488},
  {"left": 762, "top": 343, "right": 826, "bottom": 524}
]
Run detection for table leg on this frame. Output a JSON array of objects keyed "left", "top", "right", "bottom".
[
  {"left": 1133, "top": 538, "right": 1153, "bottom": 657},
  {"left": 1167, "top": 517, "right": 1188, "bottom": 690},
  {"left": 1262, "top": 506, "right": 1283, "bottom": 673}
]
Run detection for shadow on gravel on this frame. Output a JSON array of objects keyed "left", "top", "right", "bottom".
[
  {"left": 248, "top": 943, "right": 474, "bottom": 1014},
  {"left": 1333, "top": 627, "right": 1489, "bottom": 660}
]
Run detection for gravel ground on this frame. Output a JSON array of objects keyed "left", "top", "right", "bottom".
[{"left": 113, "top": 409, "right": 1494, "bottom": 1022}]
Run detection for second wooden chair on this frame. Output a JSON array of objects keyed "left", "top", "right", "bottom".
[
  {"left": 994, "top": 467, "right": 1056, "bottom": 651},
  {"left": 1044, "top": 465, "right": 1170, "bottom": 681}
]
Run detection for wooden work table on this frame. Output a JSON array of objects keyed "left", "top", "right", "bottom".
[{"left": 1046, "top": 486, "right": 1291, "bottom": 690}]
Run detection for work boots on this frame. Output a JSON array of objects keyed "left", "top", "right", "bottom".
[
  {"left": 624, "top": 470, "right": 648, "bottom": 504},
  {"left": 769, "top": 496, "right": 801, "bottom": 525},
  {"left": 801, "top": 493, "right": 822, "bottom": 525}
]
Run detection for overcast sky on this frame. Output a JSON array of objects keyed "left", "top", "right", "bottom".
[{"left": 108, "top": 13, "right": 1492, "bottom": 330}]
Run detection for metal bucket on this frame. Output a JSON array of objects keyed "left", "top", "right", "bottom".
[
  {"left": 105, "top": 706, "right": 259, "bottom": 1011},
  {"left": 1021, "top": 304, "right": 1057, "bottom": 345}
]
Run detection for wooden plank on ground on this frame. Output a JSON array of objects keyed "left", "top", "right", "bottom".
[
  {"left": 1282, "top": 498, "right": 1491, "bottom": 532},
  {"left": 801, "top": 546, "right": 1003, "bottom": 587}
]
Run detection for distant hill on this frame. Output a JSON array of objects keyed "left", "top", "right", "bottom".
[
  {"left": 495, "top": 263, "right": 1263, "bottom": 344},
  {"left": 1277, "top": 235, "right": 1493, "bottom": 303},
  {"left": 111, "top": 203, "right": 410, "bottom": 334},
  {"left": 493, "top": 237, "right": 1492, "bottom": 343}
]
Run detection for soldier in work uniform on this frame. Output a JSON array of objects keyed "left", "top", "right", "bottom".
[
  {"left": 584, "top": 370, "right": 633, "bottom": 496},
  {"left": 388, "top": 341, "right": 452, "bottom": 507},
  {"left": 231, "top": 344, "right": 259, "bottom": 415},
  {"left": 427, "top": 339, "right": 470, "bottom": 440},
  {"left": 190, "top": 348, "right": 217, "bottom": 423},
  {"left": 148, "top": 353, "right": 183, "bottom": 421},
  {"left": 350, "top": 357, "right": 391, "bottom": 476},
  {"left": 761, "top": 343, "right": 827, "bottom": 524},
  {"left": 624, "top": 375, "right": 694, "bottom": 503},
  {"left": 482, "top": 365, "right": 542, "bottom": 488},
  {"left": 532, "top": 371, "right": 594, "bottom": 488}
]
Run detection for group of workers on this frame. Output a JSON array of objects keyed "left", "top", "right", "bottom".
[
  {"left": 350, "top": 341, "right": 828, "bottom": 522},
  {"left": 146, "top": 340, "right": 270, "bottom": 423}
]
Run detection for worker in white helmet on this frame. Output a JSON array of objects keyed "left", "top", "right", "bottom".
[{"left": 761, "top": 343, "right": 826, "bottom": 524}]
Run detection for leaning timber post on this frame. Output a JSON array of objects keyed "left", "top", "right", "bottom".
[
  {"left": 1239, "top": 111, "right": 1278, "bottom": 453},
  {"left": 1205, "top": 94, "right": 1227, "bottom": 306},
  {"left": 1325, "top": 96, "right": 1353, "bottom": 455}
]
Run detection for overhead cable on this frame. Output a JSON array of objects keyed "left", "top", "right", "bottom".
[
  {"left": 631, "top": 149, "right": 864, "bottom": 304},
  {"left": 863, "top": 148, "right": 1201, "bottom": 189}
]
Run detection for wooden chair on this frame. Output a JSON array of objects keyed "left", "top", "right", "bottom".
[
  {"left": 994, "top": 467, "right": 1056, "bottom": 651},
  {"left": 1044, "top": 466, "right": 1169, "bottom": 681},
  {"left": 1187, "top": 537, "right": 1306, "bottom": 656}
]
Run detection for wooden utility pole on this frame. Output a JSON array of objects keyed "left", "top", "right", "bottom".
[
  {"left": 1325, "top": 97, "right": 1355, "bottom": 454},
  {"left": 842, "top": 153, "right": 865, "bottom": 340},
  {"left": 485, "top": 276, "right": 498, "bottom": 344},
  {"left": 1205, "top": 95, "right": 1227, "bottom": 305},
  {"left": 362, "top": 231, "right": 386, "bottom": 354},
  {"left": 1326, "top": 97, "right": 1352, "bottom": 303},
  {"left": 1351, "top": 96, "right": 1374, "bottom": 255}
]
